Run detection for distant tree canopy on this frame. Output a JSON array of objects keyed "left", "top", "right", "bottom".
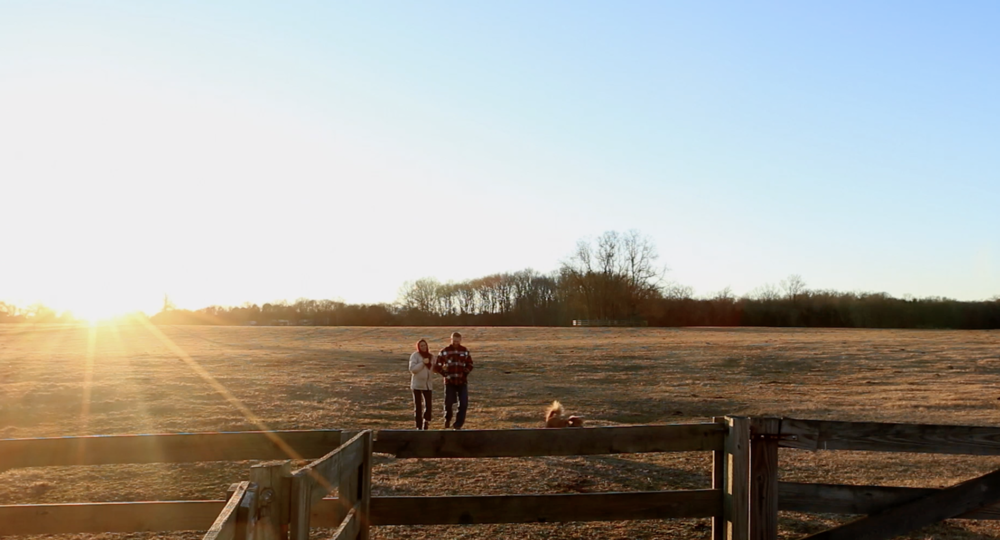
[
  {"left": 560, "top": 230, "right": 664, "bottom": 322},
  {"left": 145, "top": 231, "right": 1000, "bottom": 330},
  {"left": 4, "top": 231, "right": 999, "bottom": 329},
  {"left": 0, "top": 301, "right": 74, "bottom": 324}
]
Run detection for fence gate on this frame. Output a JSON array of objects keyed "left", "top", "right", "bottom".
[{"left": 201, "top": 430, "right": 373, "bottom": 540}]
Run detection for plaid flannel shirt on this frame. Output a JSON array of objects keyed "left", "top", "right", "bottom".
[{"left": 434, "top": 344, "right": 473, "bottom": 385}]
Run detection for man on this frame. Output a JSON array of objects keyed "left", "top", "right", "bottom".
[{"left": 433, "top": 332, "right": 473, "bottom": 430}]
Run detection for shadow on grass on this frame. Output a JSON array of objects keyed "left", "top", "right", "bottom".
[
  {"left": 536, "top": 454, "right": 712, "bottom": 492},
  {"left": 591, "top": 395, "right": 747, "bottom": 424}
]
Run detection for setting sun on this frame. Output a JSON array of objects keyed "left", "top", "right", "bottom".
[
  {"left": 49, "top": 288, "right": 162, "bottom": 323},
  {"left": 66, "top": 302, "right": 136, "bottom": 323}
]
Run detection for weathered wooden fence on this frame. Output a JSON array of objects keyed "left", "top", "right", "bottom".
[
  {"left": 5, "top": 417, "right": 1000, "bottom": 539},
  {"left": 772, "top": 418, "right": 1000, "bottom": 540}
]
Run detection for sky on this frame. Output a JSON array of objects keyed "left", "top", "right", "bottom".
[{"left": 1, "top": 1, "right": 998, "bottom": 317}]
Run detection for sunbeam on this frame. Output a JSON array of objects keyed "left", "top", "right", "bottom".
[
  {"left": 80, "top": 323, "right": 96, "bottom": 434},
  {"left": 133, "top": 316, "right": 306, "bottom": 460},
  {"left": 108, "top": 321, "right": 160, "bottom": 435}
]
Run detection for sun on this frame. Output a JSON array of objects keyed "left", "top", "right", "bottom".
[
  {"left": 69, "top": 302, "right": 135, "bottom": 324},
  {"left": 55, "top": 290, "right": 159, "bottom": 324}
]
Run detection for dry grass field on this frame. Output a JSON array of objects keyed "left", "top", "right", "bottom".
[{"left": 2, "top": 323, "right": 1000, "bottom": 539}]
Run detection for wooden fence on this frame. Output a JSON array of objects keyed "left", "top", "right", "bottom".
[
  {"left": 5, "top": 418, "right": 1000, "bottom": 539},
  {"left": 772, "top": 418, "right": 1000, "bottom": 540}
]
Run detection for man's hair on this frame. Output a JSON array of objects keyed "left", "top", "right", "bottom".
[{"left": 451, "top": 332, "right": 462, "bottom": 339}]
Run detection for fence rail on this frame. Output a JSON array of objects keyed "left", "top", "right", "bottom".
[
  {"left": 374, "top": 423, "right": 724, "bottom": 458},
  {"left": 0, "top": 491, "right": 720, "bottom": 534},
  {"left": 0, "top": 425, "right": 722, "bottom": 471},
  {"left": 0, "top": 430, "right": 342, "bottom": 470},
  {"left": 778, "top": 482, "right": 1000, "bottom": 520},
  {"left": 779, "top": 418, "right": 1000, "bottom": 455},
  {"left": 371, "top": 490, "right": 720, "bottom": 524}
]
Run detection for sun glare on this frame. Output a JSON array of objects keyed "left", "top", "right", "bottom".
[
  {"left": 53, "top": 290, "right": 159, "bottom": 324},
  {"left": 69, "top": 302, "right": 134, "bottom": 324}
]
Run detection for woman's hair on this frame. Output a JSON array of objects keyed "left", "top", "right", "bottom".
[{"left": 416, "top": 339, "right": 432, "bottom": 360}]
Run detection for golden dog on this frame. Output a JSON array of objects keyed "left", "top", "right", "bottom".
[{"left": 544, "top": 400, "right": 584, "bottom": 428}]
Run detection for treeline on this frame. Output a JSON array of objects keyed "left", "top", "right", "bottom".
[
  {"left": 147, "top": 231, "right": 1000, "bottom": 330},
  {"left": 649, "top": 291, "right": 1000, "bottom": 329},
  {"left": 4, "top": 231, "right": 999, "bottom": 329},
  {"left": 0, "top": 302, "right": 75, "bottom": 324},
  {"left": 145, "top": 286, "right": 1000, "bottom": 330}
]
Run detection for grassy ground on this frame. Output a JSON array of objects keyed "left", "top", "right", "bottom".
[{"left": 1, "top": 324, "right": 1000, "bottom": 539}]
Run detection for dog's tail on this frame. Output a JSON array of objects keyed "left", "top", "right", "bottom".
[{"left": 546, "top": 400, "right": 564, "bottom": 422}]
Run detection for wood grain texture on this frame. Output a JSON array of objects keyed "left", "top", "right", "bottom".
[
  {"left": 712, "top": 417, "right": 728, "bottom": 540},
  {"left": 331, "top": 504, "right": 361, "bottom": 540},
  {"left": 358, "top": 431, "right": 372, "bottom": 540},
  {"left": 235, "top": 486, "right": 257, "bottom": 540},
  {"left": 203, "top": 481, "right": 249, "bottom": 540},
  {"left": 292, "top": 430, "right": 368, "bottom": 503},
  {"left": 749, "top": 418, "right": 779, "bottom": 540},
  {"left": 289, "top": 473, "right": 313, "bottom": 540},
  {"left": 250, "top": 461, "right": 291, "bottom": 540},
  {"left": 724, "top": 416, "right": 750, "bottom": 540}
]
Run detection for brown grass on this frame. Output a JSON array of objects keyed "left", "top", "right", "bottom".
[{"left": 1, "top": 324, "right": 1000, "bottom": 539}]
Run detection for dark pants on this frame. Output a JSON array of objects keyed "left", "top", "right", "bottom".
[
  {"left": 444, "top": 384, "right": 469, "bottom": 429},
  {"left": 412, "top": 390, "right": 432, "bottom": 429}
]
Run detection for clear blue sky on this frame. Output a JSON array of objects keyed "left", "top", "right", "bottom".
[{"left": 2, "top": 1, "right": 998, "bottom": 314}]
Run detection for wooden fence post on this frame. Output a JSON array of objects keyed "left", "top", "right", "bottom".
[
  {"left": 358, "top": 430, "right": 372, "bottom": 540},
  {"left": 721, "top": 416, "right": 750, "bottom": 540},
  {"left": 236, "top": 484, "right": 258, "bottom": 540},
  {"left": 712, "top": 417, "right": 727, "bottom": 540},
  {"left": 251, "top": 460, "right": 292, "bottom": 540},
  {"left": 335, "top": 431, "right": 373, "bottom": 540},
  {"left": 289, "top": 473, "right": 312, "bottom": 540},
  {"left": 749, "top": 417, "right": 780, "bottom": 540}
]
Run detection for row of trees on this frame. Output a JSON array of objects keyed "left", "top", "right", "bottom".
[
  {"left": 5, "top": 231, "right": 999, "bottom": 329},
  {"left": 0, "top": 302, "right": 74, "bottom": 324},
  {"left": 148, "top": 283, "right": 1000, "bottom": 330},
  {"left": 148, "top": 231, "right": 999, "bottom": 330},
  {"left": 397, "top": 230, "right": 668, "bottom": 325}
]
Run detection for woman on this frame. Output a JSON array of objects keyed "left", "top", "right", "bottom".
[{"left": 408, "top": 339, "right": 436, "bottom": 429}]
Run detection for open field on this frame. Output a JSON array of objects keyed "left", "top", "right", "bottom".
[{"left": 2, "top": 324, "right": 1000, "bottom": 539}]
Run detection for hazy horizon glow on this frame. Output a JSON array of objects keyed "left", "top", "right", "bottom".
[{"left": 2, "top": 2, "right": 998, "bottom": 316}]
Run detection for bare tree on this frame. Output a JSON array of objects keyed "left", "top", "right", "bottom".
[
  {"left": 455, "top": 282, "right": 477, "bottom": 315},
  {"left": 780, "top": 274, "right": 808, "bottom": 302},
  {"left": 663, "top": 282, "right": 694, "bottom": 300},
  {"left": 750, "top": 283, "right": 781, "bottom": 301},
  {"left": 398, "top": 278, "right": 440, "bottom": 313},
  {"left": 560, "top": 230, "right": 666, "bottom": 321},
  {"left": 712, "top": 286, "right": 735, "bottom": 303}
]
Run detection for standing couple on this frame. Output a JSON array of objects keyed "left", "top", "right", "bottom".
[{"left": 408, "top": 332, "right": 473, "bottom": 430}]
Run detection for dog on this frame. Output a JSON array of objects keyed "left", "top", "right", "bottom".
[{"left": 544, "top": 400, "right": 584, "bottom": 428}]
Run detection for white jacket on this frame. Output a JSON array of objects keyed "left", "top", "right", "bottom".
[{"left": 408, "top": 351, "right": 436, "bottom": 391}]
